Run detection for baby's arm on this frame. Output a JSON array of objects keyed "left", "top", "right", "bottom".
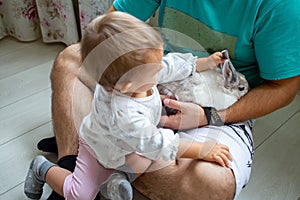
[
  {"left": 177, "top": 140, "right": 232, "bottom": 167},
  {"left": 196, "top": 52, "right": 225, "bottom": 72}
]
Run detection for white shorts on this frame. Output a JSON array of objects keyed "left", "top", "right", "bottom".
[{"left": 178, "top": 122, "right": 254, "bottom": 199}]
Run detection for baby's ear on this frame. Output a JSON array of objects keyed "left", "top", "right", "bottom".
[{"left": 119, "top": 81, "right": 133, "bottom": 93}]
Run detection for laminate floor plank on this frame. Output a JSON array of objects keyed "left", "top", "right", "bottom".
[
  {"left": 252, "top": 94, "right": 300, "bottom": 148},
  {"left": 0, "top": 122, "right": 54, "bottom": 198},
  {"left": 0, "top": 89, "right": 51, "bottom": 145},
  {"left": 0, "top": 62, "right": 52, "bottom": 108},
  {"left": 0, "top": 37, "right": 36, "bottom": 57},
  {"left": 238, "top": 111, "right": 300, "bottom": 200},
  {"left": 0, "top": 39, "right": 64, "bottom": 79}
]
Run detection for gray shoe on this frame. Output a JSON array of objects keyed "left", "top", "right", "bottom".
[
  {"left": 100, "top": 173, "right": 133, "bottom": 200},
  {"left": 24, "top": 155, "right": 48, "bottom": 199}
]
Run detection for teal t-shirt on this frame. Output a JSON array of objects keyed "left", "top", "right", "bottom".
[{"left": 114, "top": 0, "right": 300, "bottom": 88}]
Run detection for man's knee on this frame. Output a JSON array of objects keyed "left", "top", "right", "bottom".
[
  {"left": 190, "top": 161, "right": 236, "bottom": 200},
  {"left": 209, "top": 170, "right": 236, "bottom": 200},
  {"left": 134, "top": 159, "right": 236, "bottom": 200},
  {"left": 50, "top": 43, "right": 81, "bottom": 86}
]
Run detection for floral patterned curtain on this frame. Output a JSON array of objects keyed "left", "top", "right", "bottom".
[{"left": 0, "top": 0, "right": 114, "bottom": 46}]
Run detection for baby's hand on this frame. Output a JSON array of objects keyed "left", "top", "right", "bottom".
[
  {"left": 196, "top": 52, "right": 226, "bottom": 72},
  {"left": 207, "top": 52, "right": 226, "bottom": 70},
  {"left": 201, "top": 142, "right": 232, "bottom": 167}
]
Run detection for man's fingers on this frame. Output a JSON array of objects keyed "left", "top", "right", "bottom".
[
  {"left": 159, "top": 115, "right": 168, "bottom": 127},
  {"left": 160, "top": 95, "right": 176, "bottom": 101},
  {"left": 163, "top": 99, "right": 181, "bottom": 111},
  {"left": 159, "top": 115, "right": 180, "bottom": 129}
]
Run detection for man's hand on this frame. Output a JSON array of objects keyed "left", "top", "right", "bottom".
[{"left": 160, "top": 98, "right": 208, "bottom": 130}]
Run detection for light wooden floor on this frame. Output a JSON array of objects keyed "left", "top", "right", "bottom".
[{"left": 0, "top": 37, "right": 299, "bottom": 200}]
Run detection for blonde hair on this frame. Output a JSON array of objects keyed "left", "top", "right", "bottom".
[{"left": 80, "top": 12, "right": 163, "bottom": 88}]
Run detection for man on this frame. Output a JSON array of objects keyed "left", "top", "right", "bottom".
[{"left": 41, "top": 0, "right": 300, "bottom": 199}]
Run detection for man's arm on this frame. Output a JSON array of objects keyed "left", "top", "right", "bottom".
[
  {"left": 160, "top": 75, "right": 300, "bottom": 129},
  {"left": 218, "top": 75, "right": 300, "bottom": 124},
  {"left": 107, "top": 1, "right": 159, "bottom": 21},
  {"left": 107, "top": 5, "right": 116, "bottom": 13}
]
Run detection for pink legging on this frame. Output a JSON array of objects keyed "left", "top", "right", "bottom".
[{"left": 63, "top": 138, "right": 114, "bottom": 200}]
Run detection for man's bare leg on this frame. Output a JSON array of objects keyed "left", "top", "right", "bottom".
[
  {"left": 45, "top": 44, "right": 96, "bottom": 200},
  {"left": 133, "top": 159, "right": 236, "bottom": 200},
  {"left": 50, "top": 43, "right": 93, "bottom": 159}
]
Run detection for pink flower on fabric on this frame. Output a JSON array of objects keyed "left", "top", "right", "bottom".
[
  {"left": 80, "top": 10, "right": 87, "bottom": 22},
  {"left": 41, "top": 18, "right": 50, "bottom": 27},
  {"left": 22, "top": 1, "right": 39, "bottom": 22},
  {"left": 52, "top": 2, "right": 66, "bottom": 20},
  {"left": 57, "top": 29, "right": 64, "bottom": 38},
  {"left": 80, "top": 10, "right": 90, "bottom": 29}
]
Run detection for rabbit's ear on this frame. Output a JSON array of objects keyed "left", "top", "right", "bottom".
[
  {"left": 221, "top": 49, "right": 229, "bottom": 59},
  {"left": 222, "top": 60, "right": 239, "bottom": 88}
]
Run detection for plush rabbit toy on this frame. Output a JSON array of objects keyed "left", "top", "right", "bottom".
[{"left": 158, "top": 50, "right": 249, "bottom": 112}]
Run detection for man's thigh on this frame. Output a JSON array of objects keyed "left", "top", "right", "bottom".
[{"left": 133, "top": 159, "right": 235, "bottom": 200}]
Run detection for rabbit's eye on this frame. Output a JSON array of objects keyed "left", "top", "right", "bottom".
[{"left": 238, "top": 86, "right": 245, "bottom": 91}]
